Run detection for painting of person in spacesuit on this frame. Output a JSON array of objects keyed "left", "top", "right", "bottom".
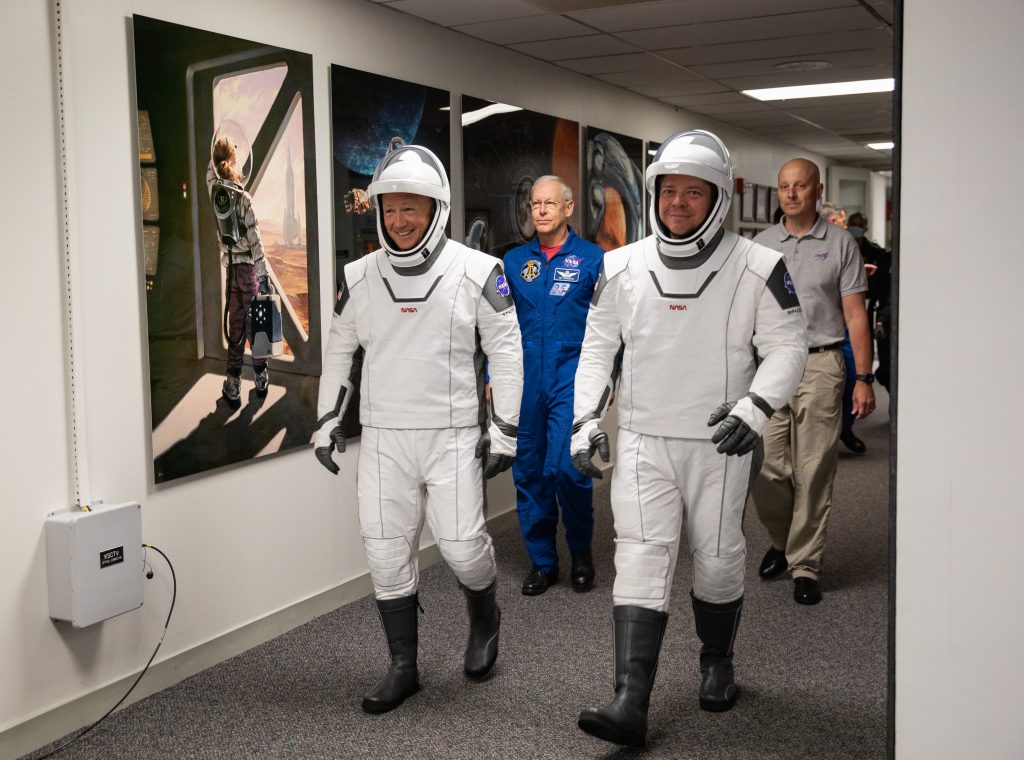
[{"left": 206, "top": 121, "right": 272, "bottom": 405}]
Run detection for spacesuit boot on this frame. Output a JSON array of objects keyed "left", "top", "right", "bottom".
[
  {"left": 577, "top": 605, "right": 668, "bottom": 747},
  {"left": 691, "top": 593, "right": 743, "bottom": 712},
  {"left": 362, "top": 595, "right": 420, "bottom": 714},
  {"left": 460, "top": 579, "right": 500, "bottom": 679}
]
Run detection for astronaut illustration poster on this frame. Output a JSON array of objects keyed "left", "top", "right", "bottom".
[
  {"left": 585, "top": 127, "right": 645, "bottom": 251},
  {"left": 132, "top": 16, "right": 321, "bottom": 484},
  {"left": 462, "top": 96, "right": 580, "bottom": 257},
  {"left": 329, "top": 66, "right": 450, "bottom": 439}
]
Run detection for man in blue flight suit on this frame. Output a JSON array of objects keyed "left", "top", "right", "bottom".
[{"left": 504, "top": 176, "right": 606, "bottom": 595}]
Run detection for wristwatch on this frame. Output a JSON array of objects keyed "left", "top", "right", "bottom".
[{"left": 855, "top": 373, "right": 875, "bottom": 384}]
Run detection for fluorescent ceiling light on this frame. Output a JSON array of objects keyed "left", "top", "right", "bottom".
[
  {"left": 743, "top": 78, "right": 894, "bottom": 101},
  {"left": 461, "top": 102, "right": 523, "bottom": 127},
  {"left": 867, "top": 141, "right": 895, "bottom": 151}
]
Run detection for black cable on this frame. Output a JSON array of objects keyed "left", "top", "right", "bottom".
[{"left": 34, "top": 544, "right": 176, "bottom": 759}]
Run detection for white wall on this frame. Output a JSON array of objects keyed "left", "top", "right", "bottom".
[
  {"left": 897, "top": 1, "right": 1024, "bottom": 758},
  {"left": 1, "top": 0, "right": 835, "bottom": 754}
]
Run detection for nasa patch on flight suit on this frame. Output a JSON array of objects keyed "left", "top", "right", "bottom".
[
  {"left": 563, "top": 255, "right": 581, "bottom": 268},
  {"left": 550, "top": 282, "right": 571, "bottom": 296},
  {"left": 554, "top": 268, "right": 580, "bottom": 282},
  {"left": 521, "top": 260, "right": 541, "bottom": 282},
  {"left": 766, "top": 259, "right": 802, "bottom": 311}
]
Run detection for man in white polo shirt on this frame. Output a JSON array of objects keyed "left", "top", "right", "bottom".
[{"left": 751, "top": 158, "right": 875, "bottom": 605}]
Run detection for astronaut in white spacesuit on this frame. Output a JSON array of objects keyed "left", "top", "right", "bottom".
[
  {"left": 571, "top": 130, "right": 808, "bottom": 747},
  {"left": 313, "top": 144, "right": 523, "bottom": 714}
]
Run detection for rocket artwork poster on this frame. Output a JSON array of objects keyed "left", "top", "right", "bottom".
[
  {"left": 132, "top": 16, "right": 321, "bottom": 484},
  {"left": 462, "top": 96, "right": 580, "bottom": 257},
  {"left": 585, "top": 127, "right": 645, "bottom": 251}
]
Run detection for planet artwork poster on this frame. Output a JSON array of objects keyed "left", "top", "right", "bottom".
[
  {"left": 329, "top": 66, "right": 450, "bottom": 439},
  {"left": 585, "top": 127, "right": 645, "bottom": 251},
  {"left": 331, "top": 65, "right": 450, "bottom": 276},
  {"left": 462, "top": 96, "right": 580, "bottom": 257},
  {"left": 133, "top": 16, "right": 321, "bottom": 484}
]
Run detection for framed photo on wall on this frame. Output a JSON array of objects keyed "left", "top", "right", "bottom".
[
  {"left": 755, "top": 184, "right": 770, "bottom": 223},
  {"left": 769, "top": 186, "right": 780, "bottom": 223},
  {"left": 741, "top": 183, "right": 756, "bottom": 222}
]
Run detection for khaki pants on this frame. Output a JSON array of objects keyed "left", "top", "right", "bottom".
[{"left": 752, "top": 349, "right": 844, "bottom": 580}]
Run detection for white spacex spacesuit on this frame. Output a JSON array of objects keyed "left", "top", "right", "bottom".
[
  {"left": 573, "top": 130, "right": 807, "bottom": 746},
  {"left": 315, "top": 145, "right": 522, "bottom": 599},
  {"left": 314, "top": 145, "right": 522, "bottom": 713}
]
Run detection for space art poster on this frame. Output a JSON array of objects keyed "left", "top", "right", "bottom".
[
  {"left": 133, "top": 16, "right": 321, "bottom": 484},
  {"left": 329, "top": 66, "right": 451, "bottom": 439},
  {"left": 585, "top": 127, "right": 645, "bottom": 251},
  {"left": 461, "top": 96, "right": 580, "bottom": 257}
]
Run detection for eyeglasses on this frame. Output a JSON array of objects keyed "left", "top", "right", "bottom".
[{"left": 529, "top": 200, "right": 562, "bottom": 212}]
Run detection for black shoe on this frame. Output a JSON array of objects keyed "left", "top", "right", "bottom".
[
  {"left": 571, "top": 550, "right": 595, "bottom": 593},
  {"left": 522, "top": 568, "right": 558, "bottom": 596},
  {"left": 840, "top": 430, "right": 867, "bottom": 454},
  {"left": 577, "top": 605, "right": 668, "bottom": 748},
  {"left": 461, "top": 579, "right": 500, "bottom": 680},
  {"left": 793, "top": 577, "right": 822, "bottom": 605},
  {"left": 758, "top": 547, "right": 787, "bottom": 579},
  {"left": 692, "top": 593, "right": 742, "bottom": 712},
  {"left": 362, "top": 595, "right": 421, "bottom": 714}
]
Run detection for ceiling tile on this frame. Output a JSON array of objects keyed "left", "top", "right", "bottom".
[
  {"left": 719, "top": 64, "right": 892, "bottom": 90},
  {"left": 658, "top": 29, "right": 893, "bottom": 66},
  {"left": 630, "top": 79, "right": 732, "bottom": 97},
  {"left": 453, "top": 14, "right": 593, "bottom": 45},
  {"left": 509, "top": 34, "right": 639, "bottom": 60},
  {"left": 568, "top": 0, "right": 864, "bottom": 33},
  {"left": 383, "top": 0, "right": 543, "bottom": 26},
  {"left": 688, "top": 48, "right": 893, "bottom": 80},
  {"left": 617, "top": 8, "right": 885, "bottom": 50},
  {"left": 596, "top": 65, "right": 702, "bottom": 87},
  {"left": 557, "top": 51, "right": 664, "bottom": 75}
]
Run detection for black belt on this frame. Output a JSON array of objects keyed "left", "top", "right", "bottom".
[{"left": 809, "top": 341, "right": 844, "bottom": 353}]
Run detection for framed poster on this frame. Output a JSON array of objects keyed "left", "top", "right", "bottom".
[
  {"left": 741, "top": 183, "right": 756, "bottom": 222},
  {"left": 755, "top": 184, "right": 770, "bottom": 223},
  {"left": 133, "top": 15, "right": 321, "bottom": 484},
  {"left": 585, "top": 127, "right": 644, "bottom": 251},
  {"left": 462, "top": 96, "right": 580, "bottom": 257},
  {"left": 329, "top": 66, "right": 450, "bottom": 439}
]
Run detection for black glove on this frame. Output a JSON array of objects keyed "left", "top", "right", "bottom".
[
  {"left": 258, "top": 276, "right": 271, "bottom": 296},
  {"left": 707, "top": 402, "right": 758, "bottom": 456},
  {"left": 314, "top": 426, "right": 347, "bottom": 475},
  {"left": 572, "top": 428, "right": 610, "bottom": 479},
  {"left": 475, "top": 431, "right": 514, "bottom": 479}
]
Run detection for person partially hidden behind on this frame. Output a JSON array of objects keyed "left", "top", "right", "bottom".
[
  {"left": 570, "top": 130, "right": 807, "bottom": 747},
  {"left": 206, "top": 135, "right": 272, "bottom": 404},
  {"left": 503, "top": 176, "right": 605, "bottom": 596},
  {"left": 313, "top": 143, "right": 523, "bottom": 714},
  {"left": 752, "top": 159, "right": 875, "bottom": 605}
]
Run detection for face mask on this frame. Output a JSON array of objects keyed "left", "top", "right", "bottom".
[{"left": 847, "top": 226, "right": 865, "bottom": 239}]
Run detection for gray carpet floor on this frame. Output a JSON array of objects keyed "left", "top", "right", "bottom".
[{"left": 26, "top": 390, "right": 890, "bottom": 759}]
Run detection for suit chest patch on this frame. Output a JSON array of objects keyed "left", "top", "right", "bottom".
[
  {"left": 554, "top": 268, "right": 580, "bottom": 282},
  {"left": 520, "top": 260, "right": 541, "bottom": 282}
]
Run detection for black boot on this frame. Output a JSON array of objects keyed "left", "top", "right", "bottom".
[
  {"left": 691, "top": 592, "right": 743, "bottom": 712},
  {"left": 577, "top": 605, "right": 668, "bottom": 747},
  {"left": 362, "top": 595, "right": 420, "bottom": 714},
  {"left": 461, "top": 579, "right": 500, "bottom": 679}
]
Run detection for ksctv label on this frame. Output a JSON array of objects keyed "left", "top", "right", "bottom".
[{"left": 400, "top": 307, "right": 418, "bottom": 313}]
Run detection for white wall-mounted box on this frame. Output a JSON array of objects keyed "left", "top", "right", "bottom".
[{"left": 46, "top": 502, "right": 143, "bottom": 627}]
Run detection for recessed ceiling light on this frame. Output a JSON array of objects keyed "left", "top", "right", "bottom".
[
  {"left": 867, "top": 141, "right": 895, "bottom": 151},
  {"left": 773, "top": 60, "right": 832, "bottom": 72},
  {"left": 743, "top": 78, "right": 895, "bottom": 101}
]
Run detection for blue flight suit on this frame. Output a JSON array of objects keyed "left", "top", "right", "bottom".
[{"left": 503, "top": 228, "right": 605, "bottom": 573}]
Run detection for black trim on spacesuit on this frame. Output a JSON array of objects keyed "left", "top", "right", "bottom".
[
  {"left": 656, "top": 228, "right": 725, "bottom": 270},
  {"left": 591, "top": 269, "right": 609, "bottom": 307},
  {"left": 747, "top": 392, "right": 774, "bottom": 419},
  {"left": 479, "top": 263, "right": 515, "bottom": 314},
  {"left": 380, "top": 275, "right": 445, "bottom": 303},
  {"left": 764, "top": 259, "right": 801, "bottom": 311},
  {"left": 334, "top": 274, "right": 351, "bottom": 316},
  {"left": 392, "top": 235, "right": 447, "bottom": 277},
  {"left": 647, "top": 269, "right": 719, "bottom": 299}
]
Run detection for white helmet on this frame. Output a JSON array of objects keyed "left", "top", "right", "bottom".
[
  {"left": 646, "top": 129, "right": 733, "bottom": 256},
  {"left": 367, "top": 143, "right": 450, "bottom": 266}
]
